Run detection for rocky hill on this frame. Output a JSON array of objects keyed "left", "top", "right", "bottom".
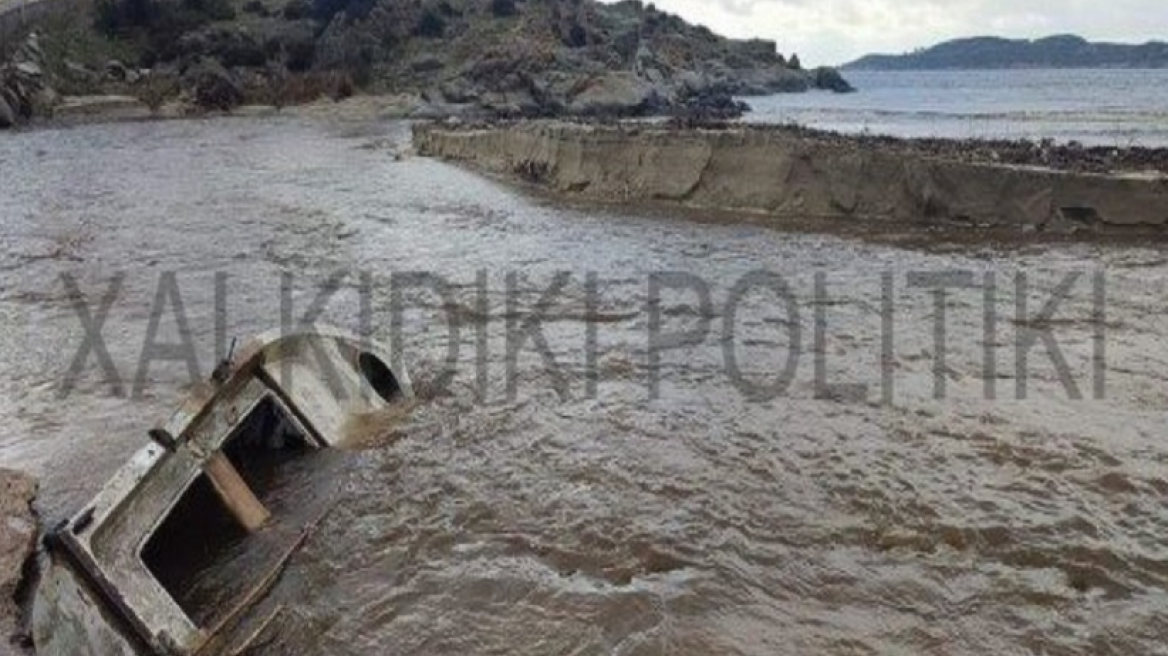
[
  {"left": 1, "top": 0, "right": 853, "bottom": 126},
  {"left": 844, "top": 34, "right": 1168, "bottom": 70},
  {"left": 318, "top": 0, "right": 855, "bottom": 116}
]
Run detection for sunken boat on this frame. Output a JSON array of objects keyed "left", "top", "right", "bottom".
[{"left": 32, "top": 325, "right": 413, "bottom": 656}]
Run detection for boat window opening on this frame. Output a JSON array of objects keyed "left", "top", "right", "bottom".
[
  {"left": 358, "top": 351, "right": 402, "bottom": 403},
  {"left": 140, "top": 473, "right": 248, "bottom": 625},
  {"left": 222, "top": 396, "right": 311, "bottom": 494},
  {"left": 140, "top": 396, "right": 311, "bottom": 627}
]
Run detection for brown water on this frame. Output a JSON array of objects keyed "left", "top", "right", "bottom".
[{"left": 2, "top": 111, "right": 1168, "bottom": 655}]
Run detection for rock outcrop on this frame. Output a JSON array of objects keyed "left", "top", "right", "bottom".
[
  {"left": 414, "top": 122, "right": 1168, "bottom": 232},
  {"left": 0, "top": 31, "right": 54, "bottom": 128},
  {"left": 51, "top": 0, "right": 851, "bottom": 120},
  {"left": 0, "top": 94, "right": 14, "bottom": 128},
  {"left": 377, "top": 0, "right": 853, "bottom": 118},
  {"left": 0, "top": 469, "right": 37, "bottom": 652}
]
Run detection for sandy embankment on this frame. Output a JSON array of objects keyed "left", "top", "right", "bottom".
[
  {"left": 413, "top": 122, "right": 1168, "bottom": 232},
  {"left": 0, "top": 470, "right": 36, "bottom": 655}
]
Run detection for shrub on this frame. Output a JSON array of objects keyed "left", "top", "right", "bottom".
[
  {"left": 183, "top": 0, "right": 235, "bottom": 22},
  {"left": 283, "top": 0, "right": 311, "bottom": 19},
  {"left": 312, "top": 0, "right": 375, "bottom": 23},
  {"left": 413, "top": 8, "right": 446, "bottom": 38},
  {"left": 268, "top": 70, "right": 356, "bottom": 105},
  {"left": 95, "top": 0, "right": 235, "bottom": 62},
  {"left": 563, "top": 22, "right": 586, "bottom": 48},
  {"left": 489, "top": 0, "right": 517, "bottom": 17},
  {"left": 95, "top": 0, "right": 152, "bottom": 34},
  {"left": 137, "top": 74, "right": 179, "bottom": 112},
  {"left": 242, "top": 0, "right": 269, "bottom": 15}
]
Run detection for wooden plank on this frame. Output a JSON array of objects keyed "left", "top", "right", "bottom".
[{"left": 204, "top": 452, "right": 270, "bottom": 532}]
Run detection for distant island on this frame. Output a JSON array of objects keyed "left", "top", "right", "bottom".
[{"left": 843, "top": 34, "right": 1168, "bottom": 70}]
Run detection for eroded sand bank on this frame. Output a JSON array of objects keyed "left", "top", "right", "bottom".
[{"left": 414, "top": 122, "right": 1168, "bottom": 232}]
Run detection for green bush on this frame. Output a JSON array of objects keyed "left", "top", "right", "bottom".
[
  {"left": 283, "top": 0, "right": 312, "bottom": 19},
  {"left": 95, "top": 0, "right": 236, "bottom": 63},
  {"left": 412, "top": 8, "right": 445, "bottom": 38},
  {"left": 489, "top": 0, "right": 517, "bottom": 17}
]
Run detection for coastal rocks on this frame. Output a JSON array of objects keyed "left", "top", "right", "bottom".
[
  {"left": 813, "top": 66, "right": 856, "bottom": 93},
  {"left": 720, "top": 66, "right": 811, "bottom": 95},
  {"left": 438, "top": 77, "right": 480, "bottom": 104},
  {"left": 565, "top": 72, "right": 665, "bottom": 117},
  {"left": 0, "top": 96, "right": 13, "bottom": 128},
  {"left": 0, "top": 30, "right": 65, "bottom": 127},
  {"left": 23, "top": 0, "right": 856, "bottom": 121},
  {"left": 674, "top": 86, "right": 751, "bottom": 120},
  {"left": 0, "top": 469, "right": 37, "bottom": 651}
]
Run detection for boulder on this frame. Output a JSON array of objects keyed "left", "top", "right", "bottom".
[
  {"left": 64, "top": 60, "right": 97, "bottom": 84},
  {"left": 1, "top": 84, "right": 30, "bottom": 120},
  {"left": 410, "top": 54, "right": 445, "bottom": 73},
  {"left": 18, "top": 32, "right": 42, "bottom": 61},
  {"left": 0, "top": 469, "right": 37, "bottom": 646},
  {"left": 105, "top": 60, "right": 129, "bottom": 81},
  {"left": 439, "top": 77, "right": 480, "bottom": 104},
  {"left": 676, "top": 87, "right": 750, "bottom": 120},
  {"left": 0, "top": 95, "right": 14, "bottom": 128},
  {"left": 813, "top": 66, "right": 855, "bottom": 93},
  {"left": 479, "top": 88, "right": 542, "bottom": 118},
  {"left": 13, "top": 62, "right": 42, "bottom": 81},
  {"left": 723, "top": 66, "right": 811, "bottom": 95},
  {"left": 566, "top": 72, "right": 664, "bottom": 117},
  {"left": 675, "top": 69, "right": 714, "bottom": 95}
]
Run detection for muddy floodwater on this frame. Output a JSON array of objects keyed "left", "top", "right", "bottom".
[{"left": 2, "top": 112, "right": 1168, "bottom": 655}]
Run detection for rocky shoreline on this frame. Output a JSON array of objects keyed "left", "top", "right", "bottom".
[
  {"left": 0, "top": 470, "right": 37, "bottom": 656},
  {"left": 414, "top": 120, "right": 1168, "bottom": 233},
  {"left": 771, "top": 124, "right": 1168, "bottom": 176},
  {"left": 0, "top": 0, "right": 853, "bottom": 131}
]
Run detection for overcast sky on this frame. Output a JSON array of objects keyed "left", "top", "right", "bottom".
[{"left": 619, "top": 0, "right": 1166, "bottom": 66}]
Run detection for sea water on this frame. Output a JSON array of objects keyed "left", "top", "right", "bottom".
[{"left": 744, "top": 68, "right": 1168, "bottom": 147}]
